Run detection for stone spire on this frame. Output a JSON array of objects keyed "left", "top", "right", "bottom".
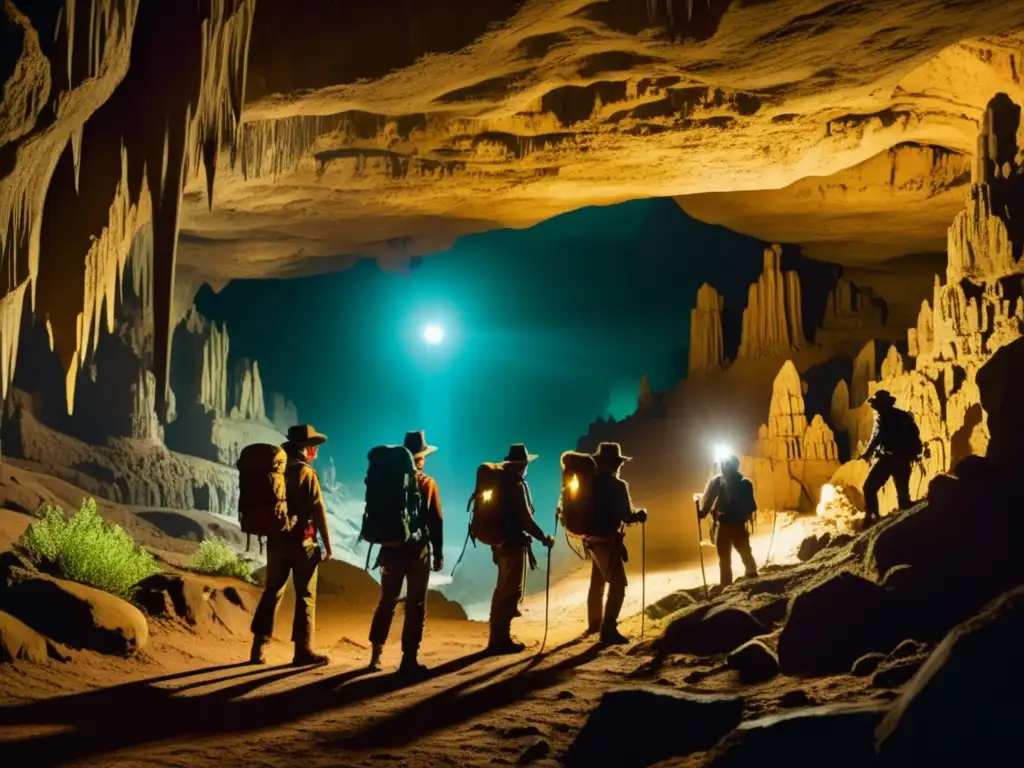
[
  {"left": 688, "top": 283, "right": 725, "bottom": 376},
  {"left": 738, "top": 244, "right": 806, "bottom": 358}
]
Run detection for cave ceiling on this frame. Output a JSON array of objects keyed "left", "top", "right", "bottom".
[
  {"left": 4, "top": 0, "right": 1024, "bottom": 413},
  {"left": 181, "top": 0, "right": 1024, "bottom": 279}
]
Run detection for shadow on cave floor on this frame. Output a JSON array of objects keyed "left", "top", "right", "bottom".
[{"left": 0, "top": 649, "right": 507, "bottom": 767}]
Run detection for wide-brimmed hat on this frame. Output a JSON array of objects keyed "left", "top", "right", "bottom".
[
  {"left": 403, "top": 430, "right": 438, "bottom": 459},
  {"left": 284, "top": 424, "right": 327, "bottom": 449},
  {"left": 503, "top": 443, "right": 538, "bottom": 464},
  {"left": 869, "top": 389, "right": 896, "bottom": 408},
  {"left": 593, "top": 442, "right": 632, "bottom": 465}
]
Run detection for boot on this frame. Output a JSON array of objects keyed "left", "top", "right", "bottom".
[
  {"left": 600, "top": 626, "right": 630, "bottom": 645},
  {"left": 249, "top": 634, "right": 270, "bottom": 664},
  {"left": 399, "top": 652, "right": 429, "bottom": 677},
  {"left": 487, "top": 630, "right": 527, "bottom": 655},
  {"left": 292, "top": 644, "right": 330, "bottom": 666},
  {"left": 368, "top": 644, "right": 384, "bottom": 671}
]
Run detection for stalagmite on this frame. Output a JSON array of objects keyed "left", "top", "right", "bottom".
[
  {"left": 738, "top": 245, "right": 805, "bottom": 358},
  {"left": 881, "top": 345, "right": 905, "bottom": 380},
  {"left": 230, "top": 359, "right": 267, "bottom": 422},
  {"left": 688, "top": 283, "right": 725, "bottom": 376},
  {"left": 270, "top": 393, "right": 299, "bottom": 433},
  {"left": 638, "top": 375, "right": 654, "bottom": 412},
  {"left": 823, "top": 277, "right": 885, "bottom": 330},
  {"left": 831, "top": 379, "right": 850, "bottom": 426},
  {"left": 761, "top": 360, "right": 808, "bottom": 460},
  {"left": 851, "top": 341, "right": 877, "bottom": 406}
]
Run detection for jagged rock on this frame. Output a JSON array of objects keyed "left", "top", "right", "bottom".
[
  {"left": 907, "top": 299, "right": 934, "bottom": 359},
  {"left": 738, "top": 245, "right": 805, "bottom": 359},
  {"left": 230, "top": 358, "right": 267, "bottom": 421},
  {"left": 851, "top": 653, "right": 885, "bottom": 676},
  {"left": 707, "top": 704, "right": 889, "bottom": 768},
  {"left": 689, "top": 283, "right": 725, "bottom": 376},
  {"left": 518, "top": 740, "right": 550, "bottom": 765},
  {"left": 796, "top": 533, "right": 829, "bottom": 562},
  {"left": 976, "top": 334, "right": 1024, "bottom": 469},
  {"left": 778, "top": 571, "right": 897, "bottom": 675},
  {"left": 655, "top": 604, "right": 766, "bottom": 657},
  {"left": 646, "top": 590, "right": 697, "bottom": 620},
  {"left": 822, "top": 277, "right": 884, "bottom": 330},
  {"left": 888, "top": 639, "right": 926, "bottom": 660},
  {"left": 876, "top": 586, "right": 1024, "bottom": 767},
  {"left": 872, "top": 659, "right": 924, "bottom": 689},
  {"left": 0, "top": 610, "right": 68, "bottom": 665},
  {"left": 880, "top": 345, "right": 905, "bottom": 380},
  {"left": 778, "top": 690, "right": 814, "bottom": 708},
  {"left": 564, "top": 688, "right": 744, "bottom": 767},
  {"left": 270, "top": 393, "right": 299, "bottom": 434},
  {"left": 637, "top": 375, "right": 654, "bottom": 412},
  {"left": 135, "top": 573, "right": 213, "bottom": 626},
  {"left": 851, "top": 341, "right": 876, "bottom": 406},
  {"left": 726, "top": 639, "right": 779, "bottom": 683},
  {"left": 0, "top": 568, "right": 148, "bottom": 657}
]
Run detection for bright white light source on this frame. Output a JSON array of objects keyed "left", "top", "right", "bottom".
[
  {"left": 423, "top": 324, "right": 444, "bottom": 345},
  {"left": 713, "top": 443, "right": 734, "bottom": 463}
]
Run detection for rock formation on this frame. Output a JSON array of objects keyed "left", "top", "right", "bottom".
[
  {"left": 851, "top": 341, "right": 877, "bottom": 407},
  {"left": 738, "top": 246, "right": 805, "bottom": 359},
  {"left": 880, "top": 345, "right": 905, "bottom": 380},
  {"left": 688, "top": 283, "right": 725, "bottom": 376},
  {"left": 638, "top": 376, "right": 654, "bottom": 413},
  {"left": 742, "top": 361, "right": 839, "bottom": 513},
  {"left": 822, "top": 278, "right": 885, "bottom": 331},
  {"left": 270, "top": 393, "right": 299, "bottom": 434},
  {"left": 229, "top": 359, "right": 266, "bottom": 422}
]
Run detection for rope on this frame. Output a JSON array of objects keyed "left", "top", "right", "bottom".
[
  {"left": 449, "top": 494, "right": 476, "bottom": 578},
  {"left": 762, "top": 508, "right": 779, "bottom": 569},
  {"left": 694, "top": 498, "right": 709, "bottom": 601},
  {"left": 564, "top": 529, "right": 586, "bottom": 560},
  {"left": 640, "top": 520, "right": 646, "bottom": 638}
]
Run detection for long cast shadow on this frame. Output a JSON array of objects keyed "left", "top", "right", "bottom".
[
  {"left": 0, "top": 650, "right": 493, "bottom": 767},
  {"left": 334, "top": 644, "right": 603, "bottom": 750}
]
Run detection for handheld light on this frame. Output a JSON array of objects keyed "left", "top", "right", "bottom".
[{"left": 481, "top": 489, "right": 493, "bottom": 502}]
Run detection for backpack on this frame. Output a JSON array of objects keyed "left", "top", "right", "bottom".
[
  {"left": 360, "top": 445, "right": 422, "bottom": 545},
  {"left": 236, "top": 444, "right": 294, "bottom": 546},
  {"left": 717, "top": 473, "right": 757, "bottom": 524},
  {"left": 468, "top": 463, "right": 515, "bottom": 546},
  {"left": 558, "top": 451, "right": 599, "bottom": 537},
  {"left": 883, "top": 409, "right": 923, "bottom": 460}
]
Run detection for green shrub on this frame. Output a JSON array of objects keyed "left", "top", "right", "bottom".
[
  {"left": 189, "top": 536, "right": 253, "bottom": 582},
  {"left": 21, "top": 498, "right": 161, "bottom": 598}
]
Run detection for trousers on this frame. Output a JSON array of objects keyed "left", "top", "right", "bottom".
[
  {"left": 251, "top": 535, "right": 320, "bottom": 648},
  {"left": 368, "top": 539, "right": 431, "bottom": 654},
  {"left": 716, "top": 521, "right": 757, "bottom": 587},
  {"left": 489, "top": 544, "right": 526, "bottom": 641},
  {"left": 864, "top": 454, "right": 913, "bottom": 520},
  {"left": 585, "top": 538, "right": 628, "bottom": 632}
]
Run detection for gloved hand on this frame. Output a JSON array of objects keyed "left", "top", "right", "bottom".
[
  {"left": 432, "top": 554, "right": 444, "bottom": 573},
  {"left": 633, "top": 509, "right": 648, "bottom": 524},
  {"left": 544, "top": 535, "right": 555, "bottom": 549}
]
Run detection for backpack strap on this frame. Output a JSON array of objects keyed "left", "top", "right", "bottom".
[{"left": 364, "top": 542, "right": 375, "bottom": 572}]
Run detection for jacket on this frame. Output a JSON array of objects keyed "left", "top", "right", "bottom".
[
  {"left": 416, "top": 471, "right": 444, "bottom": 553},
  {"left": 700, "top": 472, "right": 756, "bottom": 525}
]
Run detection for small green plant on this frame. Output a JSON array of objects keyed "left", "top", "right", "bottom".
[
  {"left": 189, "top": 536, "right": 253, "bottom": 582},
  {"left": 21, "top": 498, "right": 161, "bottom": 598}
]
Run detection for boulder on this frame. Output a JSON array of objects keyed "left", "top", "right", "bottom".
[
  {"left": 777, "top": 571, "right": 897, "bottom": 675},
  {"left": 871, "top": 659, "right": 923, "bottom": 689},
  {"left": 135, "top": 573, "right": 212, "bottom": 625},
  {"left": 851, "top": 653, "right": 885, "bottom": 677},
  {"left": 887, "top": 639, "right": 925, "bottom": 661},
  {"left": 0, "top": 569, "right": 149, "bottom": 656},
  {"left": 727, "top": 639, "right": 779, "bottom": 683},
  {"left": 655, "top": 604, "right": 766, "bottom": 656},
  {"left": 426, "top": 589, "right": 468, "bottom": 621},
  {"left": 876, "top": 586, "right": 1024, "bottom": 766},
  {"left": 708, "top": 704, "right": 888, "bottom": 767},
  {"left": 797, "top": 535, "right": 823, "bottom": 562},
  {"left": 0, "top": 610, "right": 68, "bottom": 664},
  {"left": 564, "top": 688, "right": 744, "bottom": 767},
  {"left": 777, "top": 689, "right": 814, "bottom": 708},
  {"left": 645, "top": 590, "right": 697, "bottom": 620}
]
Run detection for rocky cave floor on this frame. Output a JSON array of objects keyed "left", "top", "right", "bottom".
[{"left": 2, "top": 451, "right": 1021, "bottom": 768}]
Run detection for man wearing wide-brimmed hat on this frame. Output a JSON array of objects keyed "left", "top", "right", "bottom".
[
  {"left": 488, "top": 443, "right": 555, "bottom": 654},
  {"left": 250, "top": 424, "right": 333, "bottom": 666},
  {"left": 585, "top": 442, "right": 647, "bottom": 644},
  {"left": 861, "top": 389, "right": 921, "bottom": 524},
  {"left": 368, "top": 430, "right": 445, "bottom": 675}
]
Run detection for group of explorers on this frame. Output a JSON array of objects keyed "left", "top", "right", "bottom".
[{"left": 238, "top": 387, "right": 922, "bottom": 674}]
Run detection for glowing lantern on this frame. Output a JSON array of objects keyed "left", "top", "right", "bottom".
[
  {"left": 568, "top": 474, "right": 580, "bottom": 497},
  {"left": 481, "top": 489, "right": 493, "bottom": 502}
]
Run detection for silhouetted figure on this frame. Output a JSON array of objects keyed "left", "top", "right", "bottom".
[
  {"left": 250, "top": 424, "right": 333, "bottom": 666},
  {"left": 585, "top": 442, "right": 646, "bottom": 644},
  {"left": 861, "top": 389, "right": 923, "bottom": 524},
  {"left": 368, "top": 431, "right": 444, "bottom": 676},
  {"left": 487, "top": 444, "right": 554, "bottom": 654},
  {"left": 698, "top": 453, "right": 758, "bottom": 587}
]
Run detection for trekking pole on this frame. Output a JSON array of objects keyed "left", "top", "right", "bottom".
[
  {"left": 640, "top": 520, "right": 646, "bottom": 638},
  {"left": 693, "top": 496, "right": 709, "bottom": 601},
  {"left": 539, "top": 515, "right": 557, "bottom": 654},
  {"left": 763, "top": 508, "right": 778, "bottom": 569}
]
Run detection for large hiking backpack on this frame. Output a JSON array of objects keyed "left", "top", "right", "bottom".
[
  {"left": 361, "top": 445, "right": 422, "bottom": 545},
  {"left": 884, "top": 409, "right": 924, "bottom": 460},
  {"left": 718, "top": 473, "right": 757, "bottom": 524},
  {"left": 558, "top": 451, "right": 600, "bottom": 536},
  {"left": 468, "top": 462, "right": 513, "bottom": 546},
  {"left": 236, "top": 444, "right": 294, "bottom": 544}
]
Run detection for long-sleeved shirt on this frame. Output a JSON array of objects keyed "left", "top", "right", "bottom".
[
  {"left": 863, "top": 407, "right": 918, "bottom": 460},
  {"left": 699, "top": 472, "right": 756, "bottom": 525},
  {"left": 587, "top": 472, "right": 637, "bottom": 539},
  {"left": 284, "top": 458, "right": 327, "bottom": 544},
  {"left": 502, "top": 469, "right": 546, "bottom": 543},
  {"left": 417, "top": 471, "right": 444, "bottom": 554}
]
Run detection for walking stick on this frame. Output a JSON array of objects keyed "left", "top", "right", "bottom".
[
  {"left": 693, "top": 496, "right": 709, "bottom": 601},
  {"left": 539, "top": 515, "right": 557, "bottom": 654},
  {"left": 640, "top": 520, "right": 646, "bottom": 638}
]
